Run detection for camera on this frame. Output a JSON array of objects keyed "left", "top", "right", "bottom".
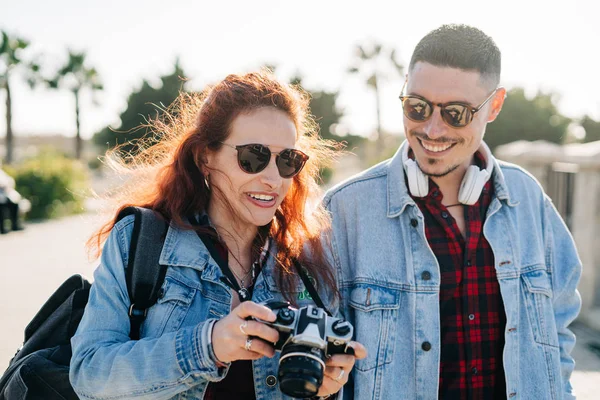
[{"left": 255, "top": 301, "right": 354, "bottom": 399}]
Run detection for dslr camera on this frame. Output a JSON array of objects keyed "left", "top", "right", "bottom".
[{"left": 255, "top": 301, "right": 354, "bottom": 399}]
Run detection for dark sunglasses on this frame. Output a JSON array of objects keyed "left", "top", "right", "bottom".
[
  {"left": 219, "top": 142, "right": 309, "bottom": 178},
  {"left": 399, "top": 80, "right": 499, "bottom": 128}
]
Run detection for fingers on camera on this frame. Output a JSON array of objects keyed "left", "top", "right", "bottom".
[
  {"left": 244, "top": 320, "right": 279, "bottom": 343},
  {"left": 236, "top": 301, "right": 276, "bottom": 321},
  {"left": 244, "top": 337, "right": 276, "bottom": 358}
]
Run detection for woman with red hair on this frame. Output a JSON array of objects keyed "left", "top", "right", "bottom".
[{"left": 69, "top": 70, "right": 365, "bottom": 399}]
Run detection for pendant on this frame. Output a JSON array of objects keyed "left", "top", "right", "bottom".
[{"left": 238, "top": 287, "right": 250, "bottom": 301}]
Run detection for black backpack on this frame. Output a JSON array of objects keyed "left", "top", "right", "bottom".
[{"left": 0, "top": 207, "right": 169, "bottom": 400}]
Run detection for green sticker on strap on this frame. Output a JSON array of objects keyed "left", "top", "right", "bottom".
[
  {"left": 298, "top": 289, "right": 313, "bottom": 301},
  {"left": 297, "top": 272, "right": 316, "bottom": 300}
]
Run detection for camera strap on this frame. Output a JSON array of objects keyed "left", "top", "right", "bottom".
[
  {"left": 189, "top": 215, "right": 256, "bottom": 302},
  {"left": 292, "top": 259, "right": 332, "bottom": 317}
]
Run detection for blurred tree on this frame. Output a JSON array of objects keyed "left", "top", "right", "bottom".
[
  {"left": 290, "top": 75, "right": 343, "bottom": 142},
  {"left": 309, "top": 91, "right": 343, "bottom": 142},
  {"left": 93, "top": 60, "right": 186, "bottom": 156},
  {"left": 485, "top": 88, "right": 570, "bottom": 150},
  {"left": 580, "top": 115, "right": 600, "bottom": 143},
  {"left": 0, "top": 30, "right": 41, "bottom": 164},
  {"left": 290, "top": 74, "right": 366, "bottom": 184},
  {"left": 290, "top": 75, "right": 365, "bottom": 150},
  {"left": 47, "top": 51, "right": 103, "bottom": 159},
  {"left": 347, "top": 41, "right": 403, "bottom": 155},
  {"left": 261, "top": 63, "right": 277, "bottom": 73}
]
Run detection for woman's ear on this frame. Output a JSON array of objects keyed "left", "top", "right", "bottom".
[{"left": 196, "top": 150, "right": 211, "bottom": 176}]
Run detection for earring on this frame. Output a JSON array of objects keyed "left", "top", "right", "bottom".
[{"left": 204, "top": 174, "right": 210, "bottom": 191}]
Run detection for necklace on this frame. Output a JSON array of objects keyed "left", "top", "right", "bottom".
[
  {"left": 444, "top": 203, "right": 462, "bottom": 208},
  {"left": 229, "top": 260, "right": 257, "bottom": 289},
  {"left": 229, "top": 261, "right": 258, "bottom": 301}
]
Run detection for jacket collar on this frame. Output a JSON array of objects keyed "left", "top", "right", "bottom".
[
  {"left": 157, "top": 216, "right": 279, "bottom": 281},
  {"left": 159, "top": 222, "right": 212, "bottom": 271},
  {"left": 386, "top": 140, "right": 515, "bottom": 218}
]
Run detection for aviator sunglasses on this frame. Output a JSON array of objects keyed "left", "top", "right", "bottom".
[
  {"left": 219, "top": 142, "right": 309, "bottom": 178},
  {"left": 399, "top": 79, "right": 499, "bottom": 128}
]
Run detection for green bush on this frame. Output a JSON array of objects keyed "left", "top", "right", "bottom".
[{"left": 6, "top": 149, "right": 89, "bottom": 220}]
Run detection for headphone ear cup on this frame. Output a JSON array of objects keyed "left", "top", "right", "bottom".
[
  {"left": 458, "top": 166, "right": 490, "bottom": 205},
  {"left": 405, "top": 158, "right": 429, "bottom": 197}
]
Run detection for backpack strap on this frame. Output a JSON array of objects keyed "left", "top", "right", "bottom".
[{"left": 117, "top": 207, "right": 169, "bottom": 340}]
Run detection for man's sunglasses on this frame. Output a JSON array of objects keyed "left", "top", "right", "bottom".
[
  {"left": 220, "top": 142, "right": 309, "bottom": 178},
  {"left": 399, "top": 80, "right": 499, "bottom": 128}
]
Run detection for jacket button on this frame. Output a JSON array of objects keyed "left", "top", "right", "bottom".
[
  {"left": 441, "top": 211, "right": 449, "bottom": 219},
  {"left": 421, "top": 271, "right": 431, "bottom": 281},
  {"left": 410, "top": 218, "right": 418, "bottom": 227},
  {"left": 158, "top": 287, "right": 165, "bottom": 299},
  {"left": 421, "top": 341, "right": 431, "bottom": 351},
  {"left": 266, "top": 375, "right": 277, "bottom": 387}
]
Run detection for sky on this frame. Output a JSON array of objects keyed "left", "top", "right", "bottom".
[{"left": 1, "top": 0, "right": 599, "bottom": 140}]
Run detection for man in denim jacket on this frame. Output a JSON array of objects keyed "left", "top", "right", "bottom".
[{"left": 324, "top": 24, "right": 581, "bottom": 399}]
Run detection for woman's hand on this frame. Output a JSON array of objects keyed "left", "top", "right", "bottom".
[
  {"left": 212, "top": 301, "right": 280, "bottom": 363},
  {"left": 316, "top": 341, "right": 367, "bottom": 398}
]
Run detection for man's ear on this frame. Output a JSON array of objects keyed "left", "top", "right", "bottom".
[{"left": 487, "top": 87, "right": 506, "bottom": 123}]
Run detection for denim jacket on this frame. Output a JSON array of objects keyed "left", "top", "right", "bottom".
[
  {"left": 70, "top": 214, "right": 338, "bottom": 400},
  {"left": 323, "top": 141, "right": 582, "bottom": 400}
]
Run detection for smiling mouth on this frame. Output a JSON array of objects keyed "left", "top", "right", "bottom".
[
  {"left": 247, "top": 193, "right": 275, "bottom": 202},
  {"left": 419, "top": 139, "right": 456, "bottom": 153}
]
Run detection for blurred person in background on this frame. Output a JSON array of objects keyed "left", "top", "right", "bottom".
[
  {"left": 70, "top": 70, "right": 365, "bottom": 400},
  {"left": 325, "top": 24, "right": 581, "bottom": 399}
]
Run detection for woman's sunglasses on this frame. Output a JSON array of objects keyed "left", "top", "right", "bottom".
[
  {"left": 399, "top": 80, "right": 499, "bottom": 128},
  {"left": 220, "top": 142, "right": 309, "bottom": 178}
]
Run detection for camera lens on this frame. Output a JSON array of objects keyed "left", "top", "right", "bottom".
[{"left": 278, "top": 344, "right": 325, "bottom": 398}]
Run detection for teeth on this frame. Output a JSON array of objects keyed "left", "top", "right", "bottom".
[
  {"left": 249, "top": 193, "right": 274, "bottom": 201},
  {"left": 421, "top": 140, "right": 452, "bottom": 153}
]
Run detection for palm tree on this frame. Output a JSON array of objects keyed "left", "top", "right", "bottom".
[
  {"left": 348, "top": 41, "right": 404, "bottom": 155},
  {"left": 0, "top": 31, "right": 40, "bottom": 164},
  {"left": 48, "top": 51, "right": 102, "bottom": 159}
]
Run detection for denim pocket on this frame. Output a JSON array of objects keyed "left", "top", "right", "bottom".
[
  {"left": 521, "top": 269, "right": 559, "bottom": 347},
  {"left": 141, "top": 277, "right": 196, "bottom": 337},
  {"left": 348, "top": 282, "right": 401, "bottom": 371}
]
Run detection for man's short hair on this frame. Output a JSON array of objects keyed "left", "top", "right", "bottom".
[{"left": 409, "top": 24, "right": 501, "bottom": 88}]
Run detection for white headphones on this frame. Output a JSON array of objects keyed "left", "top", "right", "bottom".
[{"left": 401, "top": 141, "right": 494, "bottom": 205}]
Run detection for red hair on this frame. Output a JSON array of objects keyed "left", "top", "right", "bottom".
[{"left": 88, "top": 70, "right": 340, "bottom": 303}]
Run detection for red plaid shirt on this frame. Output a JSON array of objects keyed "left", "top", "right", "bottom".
[{"left": 411, "top": 154, "right": 507, "bottom": 400}]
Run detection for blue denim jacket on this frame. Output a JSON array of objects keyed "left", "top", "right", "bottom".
[
  {"left": 70, "top": 214, "right": 338, "bottom": 399},
  {"left": 323, "top": 141, "right": 582, "bottom": 400}
]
